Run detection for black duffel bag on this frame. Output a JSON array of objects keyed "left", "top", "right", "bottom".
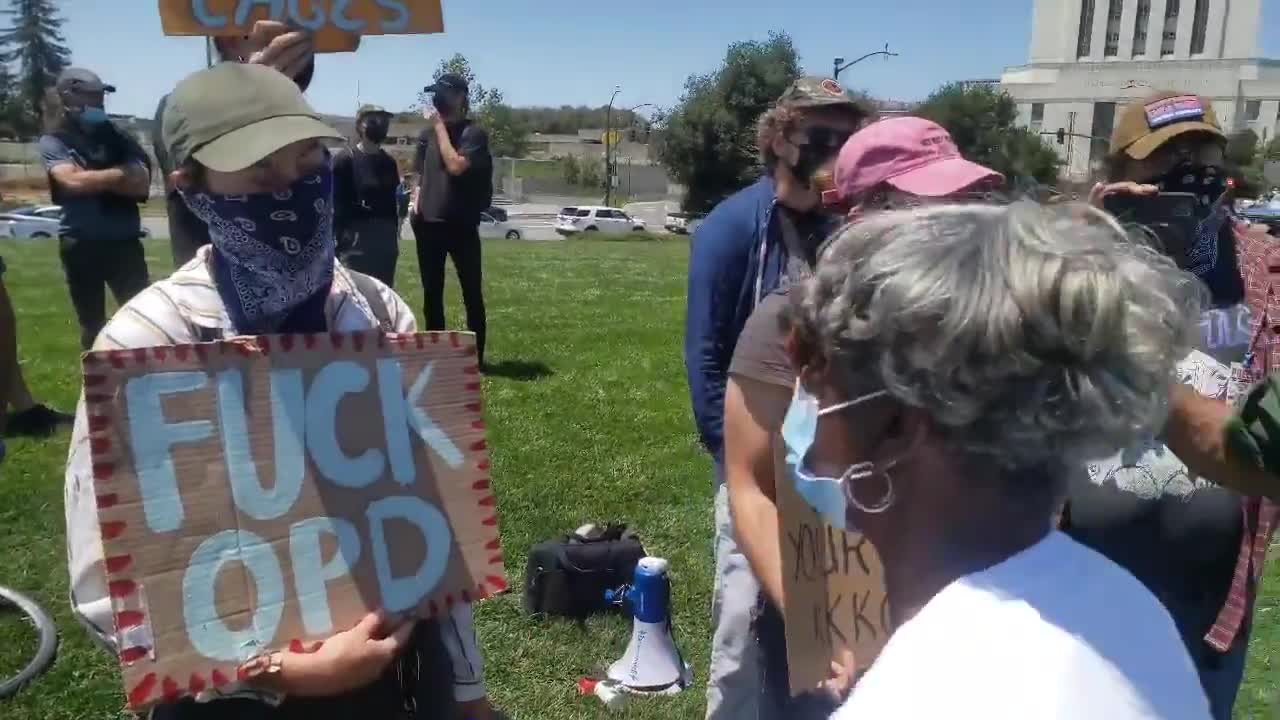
[{"left": 524, "top": 525, "right": 647, "bottom": 619}]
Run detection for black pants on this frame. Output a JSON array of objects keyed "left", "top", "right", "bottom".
[
  {"left": 59, "top": 233, "right": 150, "bottom": 350},
  {"left": 341, "top": 216, "right": 401, "bottom": 288},
  {"left": 412, "top": 217, "right": 486, "bottom": 363}
]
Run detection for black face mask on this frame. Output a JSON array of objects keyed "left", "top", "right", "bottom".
[
  {"left": 361, "top": 117, "right": 390, "bottom": 144},
  {"left": 432, "top": 90, "right": 465, "bottom": 117},
  {"left": 790, "top": 126, "right": 851, "bottom": 189}
]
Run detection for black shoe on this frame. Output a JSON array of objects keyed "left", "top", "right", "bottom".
[{"left": 4, "top": 404, "right": 74, "bottom": 438}]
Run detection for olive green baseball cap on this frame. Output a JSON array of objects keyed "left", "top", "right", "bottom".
[
  {"left": 356, "top": 104, "right": 392, "bottom": 121},
  {"left": 162, "top": 63, "right": 343, "bottom": 173},
  {"left": 777, "top": 76, "right": 872, "bottom": 116}
]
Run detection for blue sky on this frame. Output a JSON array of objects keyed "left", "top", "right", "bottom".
[{"left": 60, "top": 0, "right": 1280, "bottom": 120}]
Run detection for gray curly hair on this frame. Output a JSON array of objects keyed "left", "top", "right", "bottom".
[{"left": 786, "top": 200, "right": 1203, "bottom": 474}]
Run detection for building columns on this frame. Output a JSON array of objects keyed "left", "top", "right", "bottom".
[
  {"left": 1174, "top": 0, "right": 1197, "bottom": 58},
  {"left": 1119, "top": 0, "right": 1139, "bottom": 58},
  {"left": 1147, "top": 0, "right": 1168, "bottom": 57}
]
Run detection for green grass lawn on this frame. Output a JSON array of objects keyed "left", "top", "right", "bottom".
[
  {"left": 3, "top": 235, "right": 1280, "bottom": 719},
  {"left": 0, "top": 235, "right": 711, "bottom": 719}
]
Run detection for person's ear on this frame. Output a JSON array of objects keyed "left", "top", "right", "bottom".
[{"left": 872, "top": 403, "right": 930, "bottom": 463}]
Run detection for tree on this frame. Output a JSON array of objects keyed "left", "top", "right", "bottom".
[
  {"left": 1226, "top": 129, "right": 1259, "bottom": 167},
  {"left": 1264, "top": 135, "right": 1280, "bottom": 162},
  {"left": 915, "top": 83, "right": 1061, "bottom": 187},
  {"left": 419, "top": 53, "right": 529, "bottom": 158},
  {"left": 0, "top": 0, "right": 69, "bottom": 134},
  {"left": 0, "top": 60, "right": 21, "bottom": 137},
  {"left": 657, "top": 32, "right": 801, "bottom": 212}
]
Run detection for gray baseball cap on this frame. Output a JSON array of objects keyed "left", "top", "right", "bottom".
[
  {"left": 162, "top": 63, "right": 342, "bottom": 173},
  {"left": 57, "top": 68, "right": 116, "bottom": 94}
]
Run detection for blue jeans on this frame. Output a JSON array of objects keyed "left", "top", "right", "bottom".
[
  {"left": 706, "top": 480, "right": 838, "bottom": 720},
  {"left": 1200, "top": 630, "right": 1249, "bottom": 720},
  {"left": 707, "top": 482, "right": 766, "bottom": 720}
]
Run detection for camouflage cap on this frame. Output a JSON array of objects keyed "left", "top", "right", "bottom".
[{"left": 777, "top": 76, "right": 871, "bottom": 116}]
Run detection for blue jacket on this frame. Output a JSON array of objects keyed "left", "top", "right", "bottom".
[{"left": 683, "top": 176, "right": 789, "bottom": 464}]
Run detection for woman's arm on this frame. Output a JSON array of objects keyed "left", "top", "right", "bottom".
[
  {"left": 724, "top": 375, "right": 793, "bottom": 610},
  {"left": 1166, "top": 383, "right": 1280, "bottom": 499}
]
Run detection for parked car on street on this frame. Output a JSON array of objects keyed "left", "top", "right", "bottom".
[
  {"left": 555, "top": 206, "right": 646, "bottom": 235},
  {"left": 0, "top": 205, "right": 152, "bottom": 241},
  {"left": 0, "top": 205, "right": 60, "bottom": 239},
  {"left": 557, "top": 207, "right": 579, "bottom": 225},
  {"left": 664, "top": 211, "right": 706, "bottom": 235},
  {"left": 479, "top": 211, "right": 522, "bottom": 240},
  {"left": 1240, "top": 200, "right": 1280, "bottom": 234}
]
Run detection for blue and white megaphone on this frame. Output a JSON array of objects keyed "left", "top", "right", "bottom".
[{"left": 605, "top": 557, "right": 690, "bottom": 693}]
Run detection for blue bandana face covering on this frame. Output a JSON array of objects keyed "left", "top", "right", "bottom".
[
  {"left": 181, "top": 165, "right": 337, "bottom": 334},
  {"left": 780, "top": 381, "right": 896, "bottom": 530}
]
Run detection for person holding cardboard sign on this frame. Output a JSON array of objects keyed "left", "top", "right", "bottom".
[
  {"left": 65, "top": 62, "right": 491, "bottom": 719},
  {"left": 724, "top": 117, "right": 1004, "bottom": 714},
  {"left": 780, "top": 202, "right": 1210, "bottom": 718}
]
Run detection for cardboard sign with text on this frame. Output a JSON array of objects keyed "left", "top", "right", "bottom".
[
  {"left": 158, "top": 0, "right": 444, "bottom": 53},
  {"left": 83, "top": 331, "right": 504, "bottom": 709},
  {"left": 775, "top": 444, "right": 890, "bottom": 694}
]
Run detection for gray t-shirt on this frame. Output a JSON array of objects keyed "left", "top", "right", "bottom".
[
  {"left": 413, "top": 121, "right": 492, "bottom": 225},
  {"left": 729, "top": 290, "right": 795, "bottom": 389},
  {"left": 40, "top": 130, "right": 148, "bottom": 240}
]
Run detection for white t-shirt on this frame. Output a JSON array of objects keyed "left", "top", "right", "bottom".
[{"left": 832, "top": 531, "right": 1210, "bottom": 720}]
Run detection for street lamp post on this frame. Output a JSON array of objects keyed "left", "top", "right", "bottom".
[
  {"left": 833, "top": 43, "right": 899, "bottom": 80},
  {"left": 607, "top": 103, "right": 657, "bottom": 205},
  {"left": 605, "top": 85, "right": 621, "bottom": 207}
]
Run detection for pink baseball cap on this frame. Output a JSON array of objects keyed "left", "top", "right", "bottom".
[{"left": 832, "top": 117, "right": 1003, "bottom": 202}]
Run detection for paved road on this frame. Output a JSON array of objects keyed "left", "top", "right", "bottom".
[{"left": 143, "top": 200, "right": 675, "bottom": 245}]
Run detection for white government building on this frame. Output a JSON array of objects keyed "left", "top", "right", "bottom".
[{"left": 1000, "top": 0, "right": 1279, "bottom": 180}]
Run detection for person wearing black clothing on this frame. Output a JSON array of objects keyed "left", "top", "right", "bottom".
[
  {"left": 153, "top": 22, "right": 317, "bottom": 267},
  {"left": 40, "top": 68, "right": 151, "bottom": 350},
  {"left": 334, "top": 105, "right": 402, "bottom": 287},
  {"left": 411, "top": 73, "right": 493, "bottom": 365}
]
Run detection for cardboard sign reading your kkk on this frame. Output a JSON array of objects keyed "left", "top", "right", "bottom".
[
  {"left": 158, "top": 0, "right": 444, "bottom": 53},
  {"left": 83, "top": 331, "right": 503, "bottom": 709},
  {"left": 775, "top": 444, "right": 890, "bottom": 694}
]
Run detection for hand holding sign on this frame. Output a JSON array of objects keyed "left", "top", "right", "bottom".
[
  {"left": 213, "top": 20, "right": 319, "bottom": 76},
  {"left": 263, "top": 612, "right": 415, "bottom": 697}
]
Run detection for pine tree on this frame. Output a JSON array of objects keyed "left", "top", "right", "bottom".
[
  {"left": 0, "top": 0, "right": 70, "bottom": 134},
  {"left": 0, "top": 60, "right": 19, "bottom": 137}
]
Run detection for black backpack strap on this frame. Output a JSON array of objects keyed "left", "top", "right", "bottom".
[{"left": 349, "top": 270, "right": 394, "bottom": 332}]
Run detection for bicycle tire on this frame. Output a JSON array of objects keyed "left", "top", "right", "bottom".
[{"left": 0, "top": 585, "right": 58, "bottom": 698}]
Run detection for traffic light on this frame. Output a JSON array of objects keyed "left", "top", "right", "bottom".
[{"left": 1056, "top": 128, "right": 1066, "bottom": 145}]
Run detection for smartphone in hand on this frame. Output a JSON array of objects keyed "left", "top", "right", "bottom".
[{"left": 1102, "top": 192, "right": 1201, "bottom": 270}]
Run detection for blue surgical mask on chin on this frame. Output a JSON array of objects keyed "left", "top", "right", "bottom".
[
  {"left": 781, "top": 381, "right": 896, "bottom": 530},
  {"left": 76, "top": 106, "right": 109, "bottom": 127}
]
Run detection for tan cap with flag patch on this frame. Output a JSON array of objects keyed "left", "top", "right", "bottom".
[{"left": 1111, "top": 90, "right": 1226, "bottom": 160}]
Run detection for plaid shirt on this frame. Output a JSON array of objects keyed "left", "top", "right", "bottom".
[{"left": 1204, "top": 222, "right": 1280, "bottom": 652}]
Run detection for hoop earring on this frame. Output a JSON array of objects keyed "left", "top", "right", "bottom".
[{"left": 842, "top": 462, "right": 895, "bottom": 514}]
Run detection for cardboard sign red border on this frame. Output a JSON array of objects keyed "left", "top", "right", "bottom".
[{"left": 83, "top": 330, "right": 506, "bottom": 709}]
